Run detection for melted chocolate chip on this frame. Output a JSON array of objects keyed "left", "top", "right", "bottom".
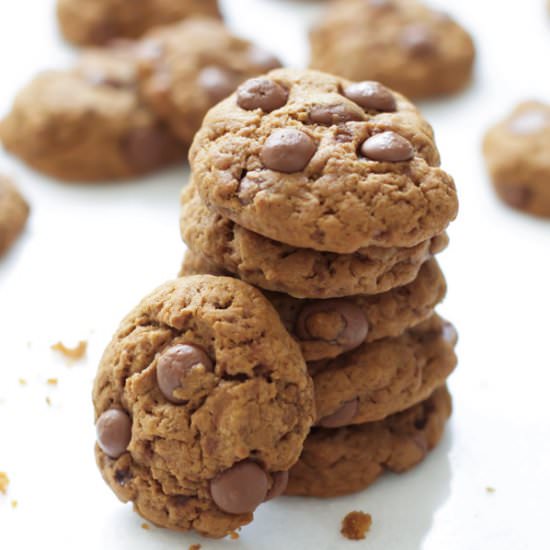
[
  {"left": 360, "top": 131, "right": 414, "bottom": 162},
  {"left": 237, "top": 78, "right": 288, "bottom": 112},
  {"left": 343, "top": 81, "right": 397, "bottom": 112},
  {"left": 260, "top": 128, "right": 317, "bottom": 173}
]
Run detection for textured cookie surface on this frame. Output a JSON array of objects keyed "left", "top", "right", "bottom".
[
  {"left": 57, "top": 0, "right": 220, "bottom": 45},
  {"left": 181, "top": 251, "right": 446, "bottom": 362},
  {"left": 190, "top": 68, "right": 457, "bottom": 252},
  {"left": 94, "top": 275, "right": 314, "bottom": 537},
  {"left": 310, "top": 0, "right": 475, "bottom": 99},
  {"left": 0, "top": 45, "right": 183, "bottom": 182},
  {"left": 138, "top": 18, "right": 282, "bottom": 144},
  {"left": 311, "top": 315, "right": 457, "bottom": 427},
  {"left": 0, "top": 176, "right": 29, "bottom": 256},
  {"left": 286, "top": 386, "right": 452, "bottom": 497},
  {"left": 180, "top": 182, "right": 448, "bottom": 299},
  {"left": 483, "top": 101, "right": 550, "bottom": 217}
]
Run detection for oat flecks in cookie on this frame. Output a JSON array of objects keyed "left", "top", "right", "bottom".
[
  {"left": 341, "top": 511, "right": 372, "bottom": 540},
  {"left": 483, "top": 101, "right": 550, "bottom": 217},
  {"left": 310, "top": 0, "right": 475, "bottom": 99},
  {"left": 0, "top": 176, "right": 29, "bottom": 257},
  {"left": 190, "top": 68, "right": 457, "bottom": 253},
  {"left": 93, "top": 275, "right": 314, "bottom": 538}
]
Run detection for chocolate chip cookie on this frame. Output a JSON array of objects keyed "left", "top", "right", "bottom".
[
  {"left": 94, "top": 275, "right": 314, "bottom": 538},
  {"left": 310, "top": 0, "right": 475, "bottom": 99},
  {"left": 0, "top": 176, "right": 30, "bottom": 256},
  {"left": 190, "top": 68, "right": 458, "bottom": 253},
  {"left": 483, "top": 101, "right": 550, "bottom": 217},
  {"left": 57, "top": 0, "right": 220, "bottom": 45},
  {"left": 137, "top": 18, "right": 282, "bottom": 145},
  {"left": 311, "top": 315, "right": 457, "bottom": 428},
  {"left": 0, "top": 45, "right": 183, "bottom": 182},
  {"left": 286, "top": 385, "right": 451, "bottom": 497},
  {"left": 180, "top": 182, "right": 448, "bottom": 299},
  {"left": 181, "top": 251, "right": 446, "bottom": 362}
]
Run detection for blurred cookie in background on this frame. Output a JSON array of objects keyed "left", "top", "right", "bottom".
[
  {"left": 0, "top": 175, "right": 29, "bottom": 256},
  {"left": 309, "top": 0, "right": 475, "bottom": 99},
  {"left": 57, "top": 0, "right": 221, "bottom": 46},
  {"left": 484, "top": 101, "right": 550, "bottom": 217}
]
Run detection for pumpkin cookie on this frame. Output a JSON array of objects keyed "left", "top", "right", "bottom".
[
  {"left": 310, "top": 0, "right": 475, "bottom": 99},
  {"left": 137, "top": 18, "right": 282, "bottom": 145},
  {"left": 190, "top": 68, "right": 458, "bottom": 252},
  {"left": 94, "top": 275, "right": 315, "bottom": 537},
  {"left": 180, "top": 251, "right": 446, "bottom": 362},
  {"left": 180, "top": 182, "right": 448, "bottom": 299},
  {"left": 286, "top": 386, "right": 452, "bottom": 497},
  {"left": 0, "top": 45, "right": 183, "bottom": 182},
  {"left": 311, "top": 315, "right": 457, "bottom": 428},
  {"left": 483, "top": 101, "right": 550, "bottom": 217},
  {"left": 0, "top": 176, "right": 30, "bottom": 256},
  {"left": 57, "top": 0, "right": 220, "bottom": 45}
]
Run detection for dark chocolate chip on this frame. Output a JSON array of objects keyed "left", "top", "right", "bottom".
[{"left": 260, "top": 128, "right": 317, "bottom": 173}]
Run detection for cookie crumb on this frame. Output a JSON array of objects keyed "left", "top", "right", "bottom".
[
  {"left": 341, "top": 511, "right": 372, "bottom": 540},
  {"left": 189, "top": 545, "right": 201, "bottom": 550},
  {"left": 51, "top": 340, "right": 87, "bottom": 361},
  {"left": 0, "top": 472, "right": 10, "bottom": 494},
  {"left": 45, "top": 396, "right": 52, "bottom": 406},
  {"left": 141, "top": 523, "right": 150, "bottom": 530},
  {"left": 486, "top": 486, "right": 496, "bottom": 493},
  {"left": 18, "top": 378, "right": 27, "bottom": 386},
  {"left": 47, "top": 378, "right": 58, "bottom": 386},
  {"left": 229, "top": 530, "right": 240, "bottom": 540},
  {"left": 11, "top": 500, "right": 18, "bottom": 508}
]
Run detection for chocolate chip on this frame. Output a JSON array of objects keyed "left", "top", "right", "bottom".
[
  {"left": 96, "top": 409, "right": 132, "bottom": 458},
  {"left": 318, "top": 399, "right": 359, "bottom": 428},
  {"left": 343, "top": 81, "right": 397, "bottom": 112},
  {"left": 121, "top": 125, "right": 175, "bottom": 172},
  {"left": 248, "top": 46, "right": 282, "bottom": 71},
  {"left": 156, "top": 344, "right": 213, "bottom": 404},
  {"left": 88, "top": 21, "right": 117, "bottom": 45},
  {"left": 296, "top": 299, "right": 368, "bottom": 352},
  {"left": 114, "top": 469, "right": 132, "bottom": 486},
  {"left": 237, "top": 78, "right": 288, "bottom": 112},
  {"left": 265, "top": 471, "right": 289, "bottom": 501},
  {"left": 360, "top": 131, "right": 414, "bottom": 162},
  {"left": 210, "top": 461, "right": 269, "bottom": 514},
  {"left": 309, "top": 103, "right": 365, "bottom": 125},
  {"left": 442, "top": 322, "right": 458, "bottom": 346},
  {"left": 400, "top": 24, "right": 437, "bottom": 56},
  {"left": 508, "top": 110, "right": 550, "bottom": 135},
  {"left": 260, "top": 128, "right": 317, "bottom": 173},
  {"left": 198, "top": 66, "right": 238, "bottom": 105},
  {"left": 499, "top": 184, "right": 533, "bottom": 209}
]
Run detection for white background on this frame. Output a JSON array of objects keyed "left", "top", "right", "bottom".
[{"left": 1, "top": 1, "right": 549, "bottom": 549}]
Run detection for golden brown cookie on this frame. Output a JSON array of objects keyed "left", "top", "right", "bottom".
[
  {"left": 57, "top": 0, "right": 220, "bottom": 45},
  {"left": 0, "top": 45, "right": 183, "bottom": 182},
  {"left": 286, "top": 386, "right": 452, "bottom": 497},
  {"left": 94, "top": 275, "right": 315, "bottom": 537},
  {"left": 180, "top": 182, "right": 448, "bottom": 299},
  {"left": 180, "top": 250, "right": 447, "bottom": 362},
  {"left": 190, "top": 68, "right": 458, "bottom": 253},
  {"left": 483, "top": 101, "right": 550, "bottom": 217},
  {"left": 137, "top": 18, "right": 282, "bottom": 144},
  {"left": 0, "top": 176, "right": 29, "bottom": 256},
  {"left": 311, "top": 315, "right": 457, "bottom": 428},
  {"left": 310, "top": 0, "right": 475, "bottom": 99}
]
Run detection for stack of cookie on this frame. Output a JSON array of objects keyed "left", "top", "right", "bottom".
[{"left": 180, "top": 68, "right": 459, "bottom": 498}]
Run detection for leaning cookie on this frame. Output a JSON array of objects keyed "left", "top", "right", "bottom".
[
  {"left": 190, "top": 68, "right": 457, "bottom": 252},
  {"left": 483, "top": 101, "right": 550, "bottom": 217},
  {"left": 57, "top": 0, "right": 220, "bottom": 45},
  {"left": 0, "top": 176, "right": 30, "bottom": 256},
  {"left": 0, "top": 45, "right": 183, "bottom": 182},
  {"left": 311, "top": 315, "right": 457, "bottom": 428},
  {"left": 180, "top": 182, "right": 448, "bottom": 299},
  {"left": 310, "top": 0, "right": 475, "bottom": 99},
  {"left": 94, "top": 275, "right": 315, "bottom": 538},
  {"left": 137, "top": 18, "right": 282, "bottom": 145},
  {"left": 286, "top": 386, "right": 451, "bottom": 498},
  {"left": 180, "top": 250, "right": 446, "bottom": 362}
]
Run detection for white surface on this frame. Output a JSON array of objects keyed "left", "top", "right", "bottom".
[{"left": 0, "top": 1, "right": 549, "bottom": 549}]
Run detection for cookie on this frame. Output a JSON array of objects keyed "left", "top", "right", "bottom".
[
  {"left": 180, "top": 251, "right": 446, "bottom": 362},
  {"left": 286, "top": 385, "right": 451, "bottom": 498},
  {"left": 137, "top": 18, "right": 282, "bottom": 145},
  {"left": 189, "top": 68, "right": 458, "bottom": 253},
  {"left": 180, "top": 182, "right": 448, "bottom": 299},
  {"left": 0, "top": 176, "right": 30, "bottom": 256},
  {"left": 0, "top": 45, "right": 183, "bottom": 182},
  {"left": 483, "top": 101, "right": 550, "bottom": 217},
  {"left": 57, "top": 0, "right": 220, "bottom": 45},
  {"left": 311, "top": 315, "right": 457, "bottom": 428},
  {"left": 93, "top": 275, "right": 314, "bottom": 538},
  {"left": 310, "top": 0, "right": 475, "bottom": 99}
]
